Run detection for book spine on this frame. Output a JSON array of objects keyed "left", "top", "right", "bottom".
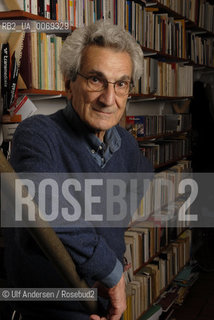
[
  {"left": 31, "top": 0, "right": 38, "bottom": 15},
  {"left": 19, "top": 33, "right": 32, "bottom": 89},
  {"left": 31, "top": 32, "right": 39, "bottom": 89},
  {"left": 50, "top": 0, "right": 57, "bottom": 20},
  {"left": 38, "top": 0, "right": 45, "bottom": 17},
  {"left": 44, "top": 0, "right": 51, "bottom": 19},
  {"left": 24, "top": 0, "right": 30, "bottom": 12}
]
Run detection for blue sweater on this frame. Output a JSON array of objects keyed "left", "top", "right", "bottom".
[{"left": 4, "top": 104, "right": 152, "bottom": 319}]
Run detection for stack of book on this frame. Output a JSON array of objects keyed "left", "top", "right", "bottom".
[
  {"left": 123, "top": 228, "right": 192, "bottom": 320},
  {"left": 159, "top": 0, "right": 214, "bottom": 32},
  {"left": 186, "top": 32, "right": 214, "bottom": 67},
  {"left": 138, "top": 137, "right": 191, "bottom": 167},
  {"left": 132, "top": 160, "right": 192, "bottom": 220},
  {"left": 133, "top": 58, "right": 193, "bottom": 97},
  {"left": 126, "top": 114, "right": 192, "bottom": 138},
  {"left": 20, "top": 32, "right": 65, "bottom": 91},
  {"left": 173, "top": 264, "right": 199, "bottom": 287}
]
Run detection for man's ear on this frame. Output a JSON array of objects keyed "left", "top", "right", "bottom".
[
  {"left": 65, "top": 78, "right": 72, "bottom": 100},
  {"left": 65, "top": 78, "right": 71, "bottom": 90}
]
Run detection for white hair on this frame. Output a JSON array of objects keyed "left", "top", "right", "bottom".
[{"left": 59, "top": 19, "right": 143, "bottom": 85}]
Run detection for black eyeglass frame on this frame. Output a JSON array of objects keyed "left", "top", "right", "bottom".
[{"left": 77, "top": 72, "right": 134, "bottom": 95}]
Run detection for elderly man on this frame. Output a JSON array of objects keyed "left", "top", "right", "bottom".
[{"left": 4, "top": 20, "right": 152, "bottom": 320}]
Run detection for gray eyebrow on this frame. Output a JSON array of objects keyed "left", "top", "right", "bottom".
[{"left": 87, "top": 69, "right": 131, "bottom": 81}]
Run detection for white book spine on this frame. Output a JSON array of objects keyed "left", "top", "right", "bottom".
[
  {"left": 45, "top": 0, "right": 51, "bottom": 19},
  {"left": 69, "top": 0, "right": 74, "bottom": 26},
  {"left": 25, "top": 0, "right": 30, "bottom": 12},
  {"left": 31, "top": 0, "right": 38, "bottom": 15},
  {"left": 79, "top": 0, "right": 83, "bottom": 27}
]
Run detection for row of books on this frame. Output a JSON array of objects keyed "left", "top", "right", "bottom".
[
  {"left": 125, "top": 222, "right": 162, "bottom": 271},
  {"left": 139, "top": 136, "right": 191, "bottom": 167},
  {"left": 20, "top": 32, "right": 65, "bottom": 91},
  {"left": 123, "top": 228, "right": 192, "bottom": 319},
  {"left": 19, "top": 35, "right": 194, "bottom": 95},
  {"left": 9, "top": 0, "right": 117, "bottom": 25},
  {"left": 155, "top": 263, "right": 199, "bottom": 315},
  {"left": 8, "top": 1, "right": 188, "bottom": 59},
  {"left": 186, "top": 32, "right": 214, "bottom": 67},
  {"left": 11, "top": 0, "right": 214, "bottom": 35},
  {"left": 198, "top": 0, "right": 214, "bottom": 33},
  {"left": 4, "top": 0, "right": 75, "bottom": 21},
  {"left": 133, "top": 58, "right": 193, "bottom": 97},
  {"left": 132, "top": 160, "right": 192, "bottom": 221},
  {"left": 118, "top": 3, "right": 187, "bottom": 59},
  {"left": 125, "top": 220, "right": 189, "bottom": 271},
  {"left": 137, "top": 264, "right": 199, "bottom": 319},
  {"left": 8, "top": 1, "right": 213, "bottom": 67},
  {"left": 158, "top": 0, "right": 214, "bottom": 33},
  {"left": 132, "top": 8, "right": 187, "bottom": 59},
  {"left": 158, "top": 0, "right": 199, "bottom": 23},
  {"left": 155, "top": 63, "right": 193, "bottom": 97},
  {"left": 126, "top": 114, "right": 192, "bottom": 138}
]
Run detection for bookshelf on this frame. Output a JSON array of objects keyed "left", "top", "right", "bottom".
[
  {"left": 124, "top": 195, "right": 193, "bottom": 319},
  {"left": 1, "top": 2, "right": 213, "bottom": 94},
  {"left": 18, "top": 88, "right": 67, "bottom": 96},
  {"left": 121, "top": 1, "right": 213, "bottom": 318},
  {"left": 0, "top": 1, "right": 213, "bottom": 319},
  {"left": 0, "top": 10, "right": 51, "bottom": 20}
]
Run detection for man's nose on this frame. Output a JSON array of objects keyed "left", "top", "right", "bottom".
[{"left": 98, "top": 84, "right": 116, "bottom": 106}]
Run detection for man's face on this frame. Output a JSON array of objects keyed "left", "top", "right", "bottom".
[{"left": 69, "top": 45, "right": 133, "bottom": 141}]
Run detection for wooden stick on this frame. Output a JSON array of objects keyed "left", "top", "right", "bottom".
[{"left": 0, "top": 150, "right": 98, "bottom": 314}]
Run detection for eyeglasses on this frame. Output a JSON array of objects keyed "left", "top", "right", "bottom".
[{"left": 77, "top": 72, "right": 134, "bottom": 96}]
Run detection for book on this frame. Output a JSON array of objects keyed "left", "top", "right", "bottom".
[
  {"left": 149, "top": 58, "right": 158, "bottom": 94},
  {"left": 50, "top": 0, "right": 57, "bottom": 20},
  {"left": 31, "top": 31, "right": 39, "bottom": 89},
  {"left": 125, "top": 230, "right": 141, "bottom": 270},
  {"left": 38, "top": 0, "right": 45, "bottom": 16},
  {"left": 19, "top": 32, "right": 32, "bottom": 89},
  {"left": 126, "top": 116, "right": 146, "bottom": 138},
  {"left": 124, "top": 242, "right": 134, "bottom": 284},
  {"left": 3, "top": 0, "right": 24, "bottom": 10},
  {"left": 31, "top": 0, "right": 38, "bottom": 15},
  {"left": 139, "top": 303, "right": 162, "bottom": 320}
]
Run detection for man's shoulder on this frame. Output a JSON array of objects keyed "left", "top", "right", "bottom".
[{"left": 15, "top": 109, "right": 64, "bottom": 134}]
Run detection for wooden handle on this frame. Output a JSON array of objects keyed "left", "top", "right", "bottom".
[{"left": 0, "top": 150, "right": 98, "bottom": 314}]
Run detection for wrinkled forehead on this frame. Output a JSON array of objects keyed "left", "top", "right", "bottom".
[{"left": 80, "top": 45, "right": 133, "bottom": 77}]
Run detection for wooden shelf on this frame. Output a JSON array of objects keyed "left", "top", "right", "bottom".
[
  {"left": 136, "top": 130, "right": 191, "bottom": 142},
  {"left": 18, "top": 88, "right": 67, "bottom": 97},
  {"left": 155, "top": 1, "right": 188, "bottom": 19},
  {"left": 186, "top": 21, "right": 214, "bottom": 37},
  {"left": 130, "top": 93, "right": 156, "bottom": 100},
  {"left": 130, "top": 93, "right": 192, "bottom": 101},
  {"left": 0, "top": 10, "right": 50, "bottom": 20},
  {"left": 146, "top": 0, "right": 214, "bottom": 40},
  {"left": 156, "top": 1, "right": 214, "bottom": 36},
  {"left": 192, "top": 63, "right": 214, "bottom": 70},
  {"left": 154, "top": 154, "right": 192, "bottom": 170},
  {"left": 141, "top": 46, "right": 188, "bottom": 62},
  {"left": 154, "top": 95, "right": 193, "bottom": 100}
]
